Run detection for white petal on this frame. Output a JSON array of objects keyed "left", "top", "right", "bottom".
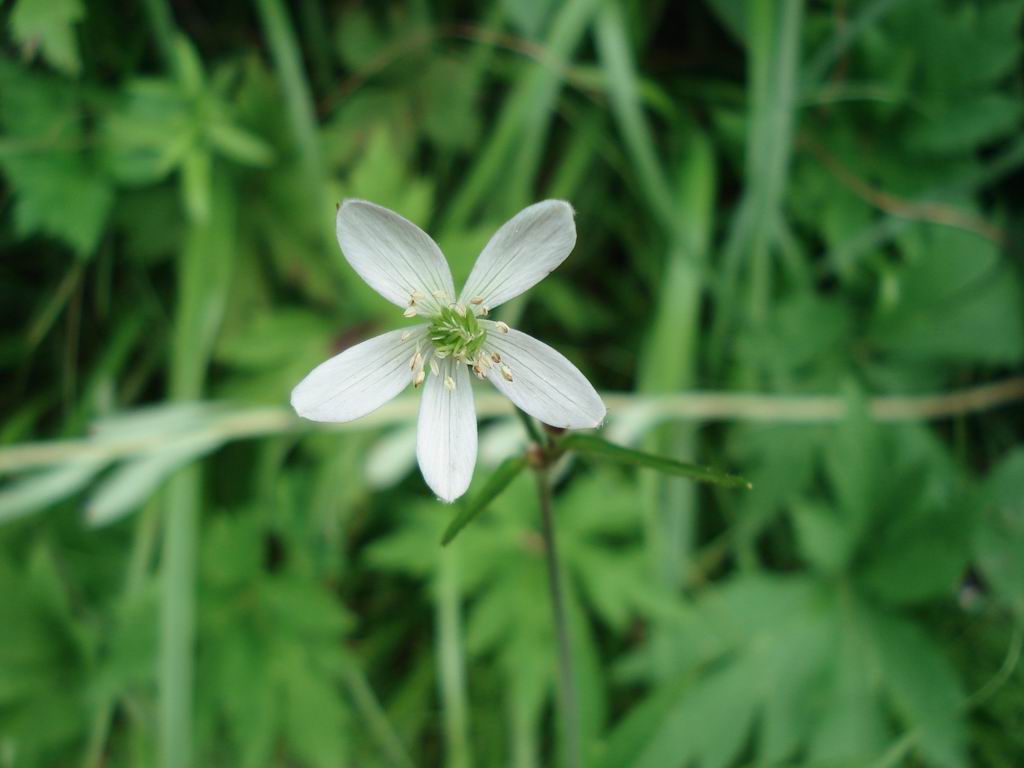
[
  {"left": 337, "top": 200, "right": 455, "bottom": 314},
  {"left": 481, "top": 322, "right": 605, "bottom": 429},
  {"left": 291, "top": 326, "right": 426, "bottom": 422},
  {"left": 416, "top": 358, "right": 477, "bottom": 502},
  {"left": 459, "top": 200, "right": 576, "bottom": 309}
]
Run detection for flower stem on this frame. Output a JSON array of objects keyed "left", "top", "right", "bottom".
[{"left": 535, "top": 468, "right": 582, "bottom": 768}]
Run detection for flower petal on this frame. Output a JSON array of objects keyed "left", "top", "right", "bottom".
[
  {"left": 417, "top": 357, "right": 477, "bottom": 502},
  {"left": 459, "top": 200, "right": 576, "bottom": 309},
  {"left": 482, "top": 322, "right": 605, "bottom": 429},
  {"left": 291, "top": 326, "right": 426, "bottom": 422},
  {"left": 337, "top": 200, "right": 455, "bottom": 314}
]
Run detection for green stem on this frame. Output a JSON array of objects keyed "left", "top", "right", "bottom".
[
  {"left": 535, "top": 469, "right": 582, "bottom": 768},
  {"left": 141, "top": 0, "right": 179, "bottom": 73},
  {"left": 343, "top": 664, "right": 416, "bottom": 768},
  {"left": 160, "top": 469, "right": 198, "bottom": 768},
  {"left": 82, "top": 500, "right": 161, "bottom": 768},
  {"left": 437, "top": 546, "right": 472, "bottom": 768},
  {"left": 514, "top": 407, "right": 544, "bottom": 446}
]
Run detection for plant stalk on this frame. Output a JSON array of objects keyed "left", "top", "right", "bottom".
[
  {"left": 535, "top": 468, "right": 581, "bottom": 768},
  {"left": 437, "top": 546, "right": 472, "bottom": 768}
]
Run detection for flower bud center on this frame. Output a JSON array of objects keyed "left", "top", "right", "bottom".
[{"left": 428, "top": 305, "right": 487, "bottom": 361}]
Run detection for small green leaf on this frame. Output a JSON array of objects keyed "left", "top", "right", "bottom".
[
  {"left": 10, "top": 0, "right": 84, "bottom": 76},
  {"left": 441, "top": 456, "right": 528, "bottom": 545},
  {"left": 560, "top": 434, "right": 750, "bottom": 489},
  {"left": 173, "top": 35, "right": 205, "bottom": 96},
  {"left": 207, "top": 121, "right": 275, "bottom": 167},
  {"left": 182, "top": 147, "right": 211, "bottom": 222}
]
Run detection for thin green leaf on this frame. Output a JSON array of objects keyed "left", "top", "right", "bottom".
[
  {"left": 86, "top": 434, "right": 221, "bottom": 527},
  {"left": 561, "top": 434, "right": 751, "bottom": 489},
  {"left": 207, "top": 121, "right": 275, "bottom": 167},
  {"left": 0, "top": 459, "right": 105, "bottom": 523},
  {"left": 441, "top": 456, "right": 528, "bottom": 545}
]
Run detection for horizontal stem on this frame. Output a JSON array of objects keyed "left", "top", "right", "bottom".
[{"left": 3, "top": 376, "right": 1023, "bottom": 475}]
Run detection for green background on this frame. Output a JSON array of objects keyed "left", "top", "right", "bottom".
[{"left": 2, "top": 0, "right": 1023, "bottom": 766}]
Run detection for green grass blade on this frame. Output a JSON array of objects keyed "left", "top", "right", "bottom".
[
  {"left": 441, "top": 455, "right": 528, "bottom": 545},
  {"left": 594, "top": 2, "right": 676, "bottom": 231},
  {"left": 561, "top": 434, "right": 750, "bottom": 489}
]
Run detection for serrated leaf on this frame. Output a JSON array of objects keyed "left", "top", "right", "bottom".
[
  {"left": 975, "top": 450, "right": 1024, "bottom": 612},
  {"left": 560, "top": 434, "right": 750, "bottom": 489},
  {"left": 0, "top": 63, "right": 113, "bottom": 256},
  {"left": 10, "top": 0, "right": 84, "bottom": 76},
  {"left": 870, "top": 610, "right": 967, "bottom": 768},
  {"left": 792, "top": 500, "right": 855, "bottom": 573},
  {"left": 441, "top": 455, "right": 528, "bottom": 545}
]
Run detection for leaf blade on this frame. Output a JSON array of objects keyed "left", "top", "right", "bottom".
[
  {"left": 561, "top": 434, "right": 750, "bottom": 489},
  {"left": 441, "top": 455, "right": 528, "bottom": 545}
]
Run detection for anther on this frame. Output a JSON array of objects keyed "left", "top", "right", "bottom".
[
  {"left": 495, "top": 321, "right": 510, "bottom": 334},
  {"left": 444, "top": 375, "right": 456, "bottom": 391},
  {"left": 430, "top": 359, "right": 440, "bottom": 376},
  {"left": 490, "top": 351, "right": 501, "bottom": 364},
  {"left": 469, "top": 297, "right": 484, "bottom": 305},
  {"left": 500, "top": 364, "right": 513, "bottom": 382},
  {"left": 403, "top": 306, "right": 418, "bottom": 318},
  {"left": 410, "top": 351, "right": 422, "bottom": 371},
  {"left": 411, "top": 290, "right": 424, "bottom": 302},
  {"left": 454, "top": 304, "right": 467, "bottom": 317},
  {"left": 400, "top": 330, "right": 413, "bottom": 342},
  {"left": 413, "top": 370, "right": 425, "bottom": 388},
  {"left": 432, "top": 289, "right": 447, "bottom": 299}
]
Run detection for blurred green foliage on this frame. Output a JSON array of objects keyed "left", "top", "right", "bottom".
[{"left": 2, "top": 1, "right": 1024, "bottom": 767}]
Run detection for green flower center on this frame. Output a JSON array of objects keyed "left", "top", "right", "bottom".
[{"left": 428, "top": 304, "right": 486, "bottom": 361}]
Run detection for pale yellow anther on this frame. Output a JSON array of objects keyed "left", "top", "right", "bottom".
[
  {"left": 411, "top": 290, "right": 424, "bottom": 302},
  {"left": 495, "top": 321, "right": 510, "bottom": 334},
  {"left": 400, "top": 330, "right": 413, "bottom": 342},
  {"left": 410, "top": 351, "right": 422, "bottom": 371},
  {"left": 429, "top": 359, "right": 440, "bottom": 376},
  {"left": 469, "top": 297, "right": 484, "bottom": 305},
  {"left": 490, "top": 351, "right": 501, "bottom": 364},
  {"left": 444, "top": 375, "right": 456, "bottom": 391},
  {"left": 432, "top": 289, "right": 447, "bottom": 299},
  {"left": 413, "top": 370, "right": 425, "bottom": 388},
  {"left": 500, "top": 364, "right": 513, "bottom": 382},
  {"left": 454, "top": 304, "right": 467, "bottom": 317},
  {"left": 403, "top": 306, "right": 418, "bottom": 318}
]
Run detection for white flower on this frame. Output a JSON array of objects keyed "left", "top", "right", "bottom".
[{"left": 291, "top": 200, "right": 606, "bottom": 502}]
